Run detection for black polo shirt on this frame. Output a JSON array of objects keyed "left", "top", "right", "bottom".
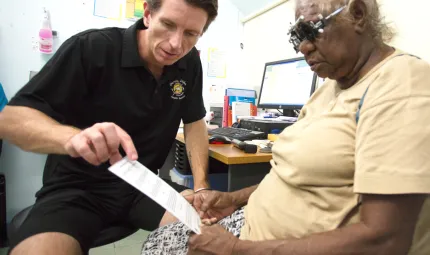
[{"left": 8, "top": 19, "right": 205, "bottom": 195}]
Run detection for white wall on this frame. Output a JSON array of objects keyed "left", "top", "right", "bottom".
[
  {"left": 241, "top": 0, "right": 430, "bottom": 94},
  {"left": 241, "top": 0, "right": 298, "bottom": 94},
  {"left": 197, "top": 0, "right": 245, "bottom": 110},
  {"left": 378, "top": 0, "right": 430, "bottom": 61},
  {"left": 230, "top": 0, "right": 281, "bottom": 17},
  {"left": 0, "top": 0, "right": 243, "bottom": 222}
]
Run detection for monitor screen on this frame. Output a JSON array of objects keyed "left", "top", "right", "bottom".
[{"left": 257, "top": 57, "right": 316, "bottom": 110}]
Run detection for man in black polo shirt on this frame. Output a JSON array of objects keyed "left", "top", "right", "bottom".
[{"left": 0, "top": 0, "right": 218, "bottom": 254}]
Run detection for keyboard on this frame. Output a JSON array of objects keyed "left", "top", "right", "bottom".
[{"left": 208, "top": 127, "right": 267, "bottom": 141}]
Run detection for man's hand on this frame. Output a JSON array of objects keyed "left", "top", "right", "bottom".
[
  {"left": 64, "top": 122, "right": 138, "bottom": 166},
  {"left": 186, "top": 190, "right": 238, "bottom": 223},
  {"left": 188, "top": 225, "right": 238, "bottom": 255}
]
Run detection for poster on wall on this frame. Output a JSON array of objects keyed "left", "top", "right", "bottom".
[
  {"left": 207, "top": 48, "right": 227, "bottom": 78},
  {"left": 93, "top": 0, "right": 143, "bottom": 21},
  {"left": 93, "top": 0, "right": 123, "bottom": 20},
  {"left": 126, "top": 0, "right": 144, "bottom": 21}
]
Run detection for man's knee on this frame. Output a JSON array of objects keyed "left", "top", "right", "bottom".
[{"left": 10, "top": 232, "right": 82, "bottom": 255}]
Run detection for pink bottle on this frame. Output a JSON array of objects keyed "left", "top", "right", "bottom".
[{"left": 39, "top": 9, "right": 53, "bottom": 54}]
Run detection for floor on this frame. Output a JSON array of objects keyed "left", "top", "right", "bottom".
[{"left": 0, "top": 229, "right": 150, "bottom": 255}]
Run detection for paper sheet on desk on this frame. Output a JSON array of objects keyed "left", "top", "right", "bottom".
[{"left": 108, "top": 158, "right": 201, "bottom": 234}]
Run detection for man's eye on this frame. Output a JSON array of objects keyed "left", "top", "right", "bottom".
[
  {"left": 163, "top": 21, "right": 174, "bottom": 28},
  {"left": 185, "top": 32, "right": 197, "bottom": 37}
]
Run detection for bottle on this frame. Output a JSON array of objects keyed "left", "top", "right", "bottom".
[{"left": 39, "top": 8, "right": 53, "bottom": 54}]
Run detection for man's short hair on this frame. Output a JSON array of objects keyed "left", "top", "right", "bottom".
[{"left": 146, "top": 0, "right": 218, "bottom": 32}]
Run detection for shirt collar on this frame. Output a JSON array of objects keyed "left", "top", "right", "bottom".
[{"left": 121, "top": 19, "right": 187, "bottom": 70}]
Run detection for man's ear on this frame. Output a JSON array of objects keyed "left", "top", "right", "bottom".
[
  {"left": 143, "top": 1, "right": 151, "bottom": 27},
  {"left": 349, "top": 0, "right": 368, "bottom": 34}
]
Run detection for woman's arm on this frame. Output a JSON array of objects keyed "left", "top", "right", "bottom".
[
  {"left": 230, "top": 185, "right": 258, "bottom": 207},
  {"left": 189, "top": 194, "right": 426, "bottom": 255},
  {"left": 233, "top": 194, "right": 425, "bottom": 255}
]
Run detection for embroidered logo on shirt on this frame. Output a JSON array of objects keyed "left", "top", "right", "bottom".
[{"left": 170, "top": 80, "right": 186, "bottom": 100}]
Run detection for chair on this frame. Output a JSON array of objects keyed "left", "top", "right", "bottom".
[{"left": 8, "top": 205, "right": 138, "bottom": 249}]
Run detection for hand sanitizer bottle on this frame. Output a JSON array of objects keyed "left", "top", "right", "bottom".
[{"left": 39, "top": 8, "right": 53, "bottom": 54}]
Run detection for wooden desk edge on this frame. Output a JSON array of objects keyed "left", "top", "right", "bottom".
[{"left": 176, "top": 133, "right": 272, "bottom": 165}]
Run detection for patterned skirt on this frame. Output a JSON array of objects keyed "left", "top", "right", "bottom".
[{"left": 141, "top": 207, "right": 245, "bottom": 255}]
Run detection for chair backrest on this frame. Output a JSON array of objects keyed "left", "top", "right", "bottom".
[
  {"left": 0, "top": 82, "right": 7, "bottom": 158},
  {"left": 0, "top": 82, "right": 7, "bottom": 111}
]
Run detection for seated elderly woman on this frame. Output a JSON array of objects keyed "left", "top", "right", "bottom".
[{"left": 141, "top": 0, "right": 430, "bottom": 254}]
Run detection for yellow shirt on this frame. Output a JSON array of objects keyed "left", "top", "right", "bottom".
[{"left": 240, "top": 49, "right": 430, "bottom": 254}]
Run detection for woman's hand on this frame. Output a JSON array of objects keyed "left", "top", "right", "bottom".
[
  {"left": 188, "top": 225, "right": 238, "bottom": 255},
  {"left": 186, "top": 190, "right": 239, "bottom": 223}
]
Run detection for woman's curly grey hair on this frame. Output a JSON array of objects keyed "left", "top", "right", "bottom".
[{"left": 296, "top": 0, "right": 395, "bottom": 44}]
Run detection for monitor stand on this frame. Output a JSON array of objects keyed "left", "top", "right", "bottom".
[{"left": 282, "top": 109, "right": 297, "bottom": 117}]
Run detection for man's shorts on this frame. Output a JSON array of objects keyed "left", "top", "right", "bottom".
[{"left": 9, "top": 179, "right": 188, "bottom": 254}]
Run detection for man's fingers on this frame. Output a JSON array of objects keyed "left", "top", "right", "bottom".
[
  {"left": 85, "top": 129, "right": 110, "bottom": 163},
  {"left": 115, "top": 125, "right": 138, "bottom": 160},
  {"left": 65, "top": 123, "right": 137, "bottom": 166},
  {"left": 73, "top": 136, "right": 100, "bottom": 165},
  {"left": 184, "top": 194, "right": 195, "bottom": 204},
  {"left": 99, "top": 123, "right": 120, "bottom": 155},
  {"left": 109, "top": 151, "right": 123, "bottom": 165}
]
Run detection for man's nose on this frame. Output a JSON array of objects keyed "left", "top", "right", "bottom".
[
  {"left": 170, "top": 32, "right": 183, "bottom": 50},
  {"left": 299, "top": 40, "right": 316, "bottom": 56}
]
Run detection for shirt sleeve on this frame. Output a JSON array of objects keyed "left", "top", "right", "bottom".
[
  {"left": 0, "top": 84, "right": 7, "bottom": 111},
  {"left": 8, "top": 36, "right": 87, "bottom": 123},
  {"left": 181, "top": 51, "right": 206, "bottom": 124},
  {"left": 355, "top": 55, "right": 430, "bottom": 194}
]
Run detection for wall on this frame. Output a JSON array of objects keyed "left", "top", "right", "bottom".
[
  {"left": 0, "top": 0, "right": 243, "bottom": 222},
  {"left": 241, "top": 0, "right": 298, "bottom": 94},
  {"left": 241, "top": 0, "right": 430, "bottom": 94},
  {"left": 230, "top": 0, "right": 282, "bottom": 17},
  {"left": 378, "top": 0, "right": 430, "bottom": 61},
  {"left": 197, "top": 0, "right": 245, "bottom": 109}
]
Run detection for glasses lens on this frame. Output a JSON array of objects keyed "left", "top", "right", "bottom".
[{"left": 297, "top": 22, "right": 317, "bottom": 41}]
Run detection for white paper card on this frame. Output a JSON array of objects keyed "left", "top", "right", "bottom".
[{"left": 108, "top": 158, "right": 201, "bottom": 234}]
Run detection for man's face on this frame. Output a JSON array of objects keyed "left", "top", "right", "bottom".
[
  {"left": 143, "top": 0, "right": 208, "bottom": 66},
  {"left": 295, "top": 0, "right": 361, "bottom": 80}
]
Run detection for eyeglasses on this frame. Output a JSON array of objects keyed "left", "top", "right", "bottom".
[{"left": 288, "top": 6, "right": 347, "bottom": 53}]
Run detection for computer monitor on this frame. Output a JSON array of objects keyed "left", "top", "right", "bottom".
[{"left": 257, "top": 57, "right": 317, "bottom": 117}]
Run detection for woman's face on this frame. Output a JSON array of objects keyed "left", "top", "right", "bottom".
[{"left": 295, "top": 1, "right": 363, "bottom": 80}]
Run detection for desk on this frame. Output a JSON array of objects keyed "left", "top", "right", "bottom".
[{"left": 175, "top": 134, "right": 272, "bottom": 191}]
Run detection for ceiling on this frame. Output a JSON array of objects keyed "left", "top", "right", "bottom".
[{"left": 229, "top": 0, "right": 282, "bottom": 17}]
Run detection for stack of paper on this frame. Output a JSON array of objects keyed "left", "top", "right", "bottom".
[{"left": 232, "top": 102, "right": 252, "bottom": 123}]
